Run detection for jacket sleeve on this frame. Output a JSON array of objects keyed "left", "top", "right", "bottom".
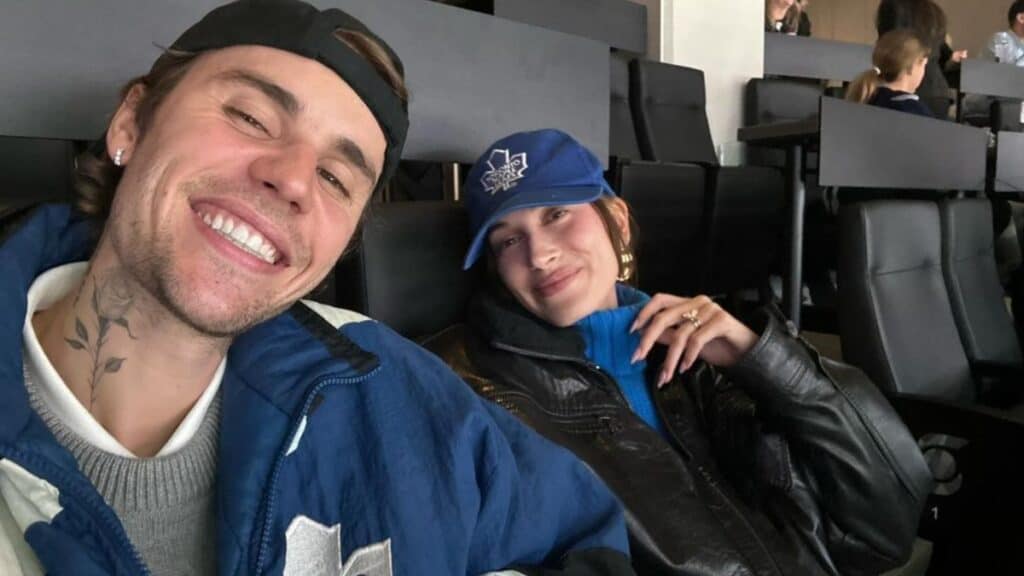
[
  {"left": 463, "top": 390, "right": 636, "bottom": 576},
  {"left": 714, "top": 307, "right": 934, "bottom": 576}
]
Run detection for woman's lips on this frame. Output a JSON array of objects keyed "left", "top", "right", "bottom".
[{"left": 535, "top": 268, "right": 579, "bottom": 298}]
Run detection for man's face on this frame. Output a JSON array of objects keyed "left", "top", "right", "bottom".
[{"left": 104, "top": 45, "right": 387, "bottom": 336}]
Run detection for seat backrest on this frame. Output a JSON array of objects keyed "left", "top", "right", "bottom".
[
  {"left": 743, "top": 78, "right": 823, "bottom": 126},
  {"left": 618, "top": 161, "right": 706, "bottom": 296},
  {"left": 838, "top": 200, "right": 975, "bottom": 402},
  {"left": 0, "top": 136, "right": 77, "bottom": 206},
  {"left": 628, "top": 59, "right": 717, "bottom": 165},
  {"left": 705, "top": 166, "right": 785, "bottom": 295},
  {"left": 334, "top": 201, "right": 478, "bottom": 340},
  {"left": 940, "top": 198, "right": 1023, "bottom": 365},
  {"left": 991, "top": 99, "right": 1023, "bottom": 133},
  {"left": 609, "top": 52, "right": 642, "bottom": 162}
]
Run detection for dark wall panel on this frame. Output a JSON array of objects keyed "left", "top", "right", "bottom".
[
  {"left": 0, "top": 0, "right": 609, "bottom": 164},
  {"left": 493, "top": 0, "right": 645, "bottom": 54}
]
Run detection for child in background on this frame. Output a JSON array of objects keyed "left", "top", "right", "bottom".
[{"left": 847, "top": 29, "right": 935, "bottom": 117}]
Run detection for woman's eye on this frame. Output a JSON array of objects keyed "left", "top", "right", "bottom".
[
  {"left": 548, "top": 208, "right": 569, "bottom": 222},
  {"left": 317, "top": 167, "right": 350, "bottom": 198},
  {"left": 494, "top": 236, "right": 520, "bottom": 252},
  {"left": 226, "top": 106, "right": 269, "bottom": 135}
]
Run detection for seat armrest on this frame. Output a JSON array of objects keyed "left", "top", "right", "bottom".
[{"left": 969, "top": 360, "right": 1024, "bottom": 408}]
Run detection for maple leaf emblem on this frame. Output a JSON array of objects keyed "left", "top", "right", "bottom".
[{"left": 480, "top": 148, "right": 528, "bottom": 194}]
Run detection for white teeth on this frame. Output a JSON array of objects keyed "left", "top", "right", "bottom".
[
  {"left": 246, "top": 232, "right": 264, "bottom": 252},
  {"left": 230, "top": 224, "right": 249, "bottom": 244},
  {"left": 196, "top": 209, "right": 279, "bottom": 264}
]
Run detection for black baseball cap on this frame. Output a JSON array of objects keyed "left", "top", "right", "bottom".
[{"left": 136, "top": 0, "right": 410, "bottom": 196}]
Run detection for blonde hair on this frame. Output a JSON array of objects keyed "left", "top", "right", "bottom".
[{"left": 846, "top": 29, "right": 930, "bottom": 104}]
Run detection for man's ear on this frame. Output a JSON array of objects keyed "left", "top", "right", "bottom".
[
  {"left": 105, "top": 84, "right": 146, "bottom": 165},
  {"left": 607, "top": 196, "right": 631, "bottom": 246}
]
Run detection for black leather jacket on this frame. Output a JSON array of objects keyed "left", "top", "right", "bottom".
[{"left": 426, "top": 292, "right": 934, "bottom": 576}]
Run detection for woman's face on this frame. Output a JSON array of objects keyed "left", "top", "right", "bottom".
[
  {"left": 908, "top": 55, "right": 928, "bottom": 91},
  {"left": 487, "top": 199, "right": 630, "bottom": 327},
  {"left": 770, "top": 0, "right": 796, "bottom": 13}
]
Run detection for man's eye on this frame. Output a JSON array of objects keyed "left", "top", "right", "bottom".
[
  {"left": 318, "top": 167, "right": 350, "bottom": 198},
  {"left": 226, "top": 106, "right": 269, "bottom": 135}
]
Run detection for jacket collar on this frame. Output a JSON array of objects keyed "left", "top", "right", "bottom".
[{"left": 468, "top": 289, "right": 587, "bottom": 360}]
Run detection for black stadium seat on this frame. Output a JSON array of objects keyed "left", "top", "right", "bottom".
[
  {"left": 629, "top": 59, "right": 784, "bottom": 299},
  {"left": 333, "top": 201, "right": 478, "bottom": 341},
  {"left": 609, "top": 53, "right": 706, "bottom": 296},
  {"left": 0, "top": 135, "right": 77, "bottom": 206},
  {"left": 838, "top": 200, "right": 1024, "bottom": 412},
  {"left": 617, "top": 162, "right": 705, "bottom": 296},
  {"left": 839, "top": 201, "right": 975, "bottom": 402},
  {"left": 939, "top": 198, "right": 1024, "bottom": 366},
  {"left": 744, "top": 78, "right": 823, "bottom": 127}
]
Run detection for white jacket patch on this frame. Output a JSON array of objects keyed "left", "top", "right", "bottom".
[{"left": 284, "top": 515, "right": 392, "bottom": 576}]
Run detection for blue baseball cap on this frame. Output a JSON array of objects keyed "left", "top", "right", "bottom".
[{"left": 462, "top": 129, "right": 615, "bottom": 269}]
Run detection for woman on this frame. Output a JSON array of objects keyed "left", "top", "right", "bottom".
[
  {"left": 428, "top": 129, "right": 933, "bottom": 575},
  {"left": 765, "top": 0, "right": 808, "bottom": 35},
  {"left": 847, "top": 29, "right": 934, "bottom": 117},
  {"left": 876, "top": 0, "right": 965, "bottom": 118}
]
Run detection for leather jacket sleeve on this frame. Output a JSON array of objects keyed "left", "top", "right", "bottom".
[{"left": 700, "top": 307, "right": 934, "bottom": 576}]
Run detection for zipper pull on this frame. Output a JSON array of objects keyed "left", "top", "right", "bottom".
[{"left": 598, "top": 415, "right": 622, "bottom": 435}]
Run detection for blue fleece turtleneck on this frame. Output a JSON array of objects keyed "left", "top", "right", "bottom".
[{"left": 575, "top": 284, "right": 667, "bottom": 437}]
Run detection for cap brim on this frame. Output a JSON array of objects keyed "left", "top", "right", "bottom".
[{"left": 462, "top": 184, "right": 612, "bottom": 270}]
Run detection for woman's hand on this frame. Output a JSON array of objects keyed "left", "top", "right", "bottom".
[
  {"left": 951, "top": 49, "right": 968, "bottom": 63},
  {"left": 630, "top": 294, "right": 759, "bottom": 387}
]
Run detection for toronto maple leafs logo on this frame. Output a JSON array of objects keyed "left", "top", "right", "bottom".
[
  {"left": 481, "top": 148, "right": 528, "bottom": 194},
  {"left": 284, "top": 516, "right": 392, "bottom": 576}
]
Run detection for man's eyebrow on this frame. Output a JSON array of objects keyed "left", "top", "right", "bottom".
[
  {"left": 333, "top": 137, "right": 378, "bottom": 185},
  {"left": 216, "top": 69, "right": 379, "bottom": 184},
  {"left": 215, "top": 69, "right": 300, "bottom": 116}
]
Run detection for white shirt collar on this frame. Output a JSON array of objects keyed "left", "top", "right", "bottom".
[{"left": 22, "top": 262, "right": 225, "bottom": 458}]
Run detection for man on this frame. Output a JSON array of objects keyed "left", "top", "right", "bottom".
[
  {"left": 0, "top": 1, "right": 633, "bottom": 574},
  {"left": 987, "top": 1, "right": 1024, "bottom": 65}
]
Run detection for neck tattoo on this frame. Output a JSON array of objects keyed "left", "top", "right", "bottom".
[{"left": 63, "top": 272, "right": 139, "bottom": 409}]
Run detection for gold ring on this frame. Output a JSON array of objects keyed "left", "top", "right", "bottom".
[{"left": 682, "top": 310, "right": 701, "bottom": 328}]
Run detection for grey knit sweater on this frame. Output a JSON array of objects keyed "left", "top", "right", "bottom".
[{"left": 23, "top": 363, "right": 219, "bottom": 576}]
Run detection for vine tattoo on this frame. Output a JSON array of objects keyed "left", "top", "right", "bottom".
[{"left": 64, "top": 274, "right": 138, "bottom": 407}]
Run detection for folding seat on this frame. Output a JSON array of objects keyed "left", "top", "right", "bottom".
[
  {"left": 744, "top": 78, "right": 823, "bottom": 127},
  {"left": 609, "top": 53, "right": 705, "bottom": 296},
  {"left": 838, "top": 200, "right": 1024, "bottom": 411},
  {"left": 630, "top": 60, "right": 785, "bottom": 299},
  {"left": 939, "top": 198, "right": 1023, "bottom": 366},
  {"left": 838, "top": 200, "right": 1024, "bottom": 573},
  {"left": 333, "top": 201, "right": 478, "bottom": 341}
]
